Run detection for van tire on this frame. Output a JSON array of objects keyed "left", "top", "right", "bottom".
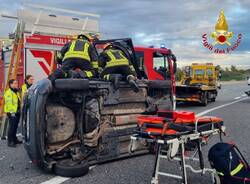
[
  {"left": 55, "top": 79, "right": 89, "bottom": 90},
  {"left": 53, "top": 159, "right": 89, "bottom": 177}
]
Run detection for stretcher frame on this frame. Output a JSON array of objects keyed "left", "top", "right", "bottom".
[{"left": 130, "top": 116, "right": 226, "bottom": 184}]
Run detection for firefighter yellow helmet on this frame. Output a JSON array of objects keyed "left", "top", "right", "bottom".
[
  {"left": 103, "top": 42, "right": 121, "bottom": 51},
  {"left": 77, "top": 33, "right": 100, "bottom": 42},
  {"left": 103, "top": 43, "right": 113, "bottom": 50},
  {"left": 77, "top": 34, "right": 91, "bottom": 41}
]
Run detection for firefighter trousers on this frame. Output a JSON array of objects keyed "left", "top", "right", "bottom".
[
  {"left": 100, "top": 65, "right": 135, "bottom": 79},
  {"left": 7, "top": 113, "right": 20, "bottom": 143},
  {"left": 48, "top": 58, "right": 95, "bottom": 83}
]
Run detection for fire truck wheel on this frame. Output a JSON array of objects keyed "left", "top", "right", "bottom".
[{"left": 53, "top": 159, "right": 89, "bottom": 177}]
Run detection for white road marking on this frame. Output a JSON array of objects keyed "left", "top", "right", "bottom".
[
  {"left": 39, "top": 97, "right": 248, "bottom": 184},
  {"left": 40, "top": 176, "right": 69, "bottom": 184},
  {"left": 197, "top": 97, "right": 248, "bottom": 116},
  {"left": 234, "top": 96, "right": 241, "bottom": 100},
  {"left": 89, "top": 165, "right": 97, "bottom": 170},
  {"left": 39, "top": 165, "right": 97, "bottom": 184}
]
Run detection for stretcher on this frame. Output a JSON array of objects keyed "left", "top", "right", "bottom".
[{"left": 130, "top": 111, "right": 226, "bottom": 184}]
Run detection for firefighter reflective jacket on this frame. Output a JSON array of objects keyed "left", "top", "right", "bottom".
[
  {"left": 21, "top": 84, "right": 27, "bottom": 97},
  {"left": 4, "top": 88, "right": 21, "bottom": 113},
  {"left": 57, "top": 39, "right": 99, "bottom": 71},
  {"left": 63, "top": 40, "right": 90, "bottom": 61},
  {"left": 104, "top": 49, "right": 131, "bottom": 68}
]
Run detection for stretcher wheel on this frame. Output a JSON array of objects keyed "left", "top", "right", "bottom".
[{"left": 213, "top": 173, "right": 221, "bottom": 184}]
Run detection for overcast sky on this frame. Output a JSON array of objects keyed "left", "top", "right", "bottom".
[{"left": 0, "top": 0, "right": 249, "bottom": 68}]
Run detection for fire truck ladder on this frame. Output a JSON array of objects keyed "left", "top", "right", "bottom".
[
  {"left": 0, "top": 22, "right": 24, "bottom": 139},
  {"left": 0, "top": 3, "right": 101, "bottom": 138}
]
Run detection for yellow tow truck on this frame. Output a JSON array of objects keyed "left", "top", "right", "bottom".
[{"left": 176, "top": 63, "right": 220, "bottom": 106}]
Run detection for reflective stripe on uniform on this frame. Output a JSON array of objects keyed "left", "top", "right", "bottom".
[
  {"left": 217, "top": 163, "right": 244, "bottom": 177},
  {"left": 217, "top": 172, "right": 224, "bottom": 176},
  {"left": 106, "top": 60, "right": 129, "bottom": 68},
  {"left": 21, "top": 84, "right": 27, "bottom": 97},
  {"left": 231, "top": 163, "right": 244, "bottom": 176},
  {"left": 105, "top": 49, "right": 129, "bottom": 68},
  {"left": 91, "top": 61, "right": 99, "bottom": 69},
  {"left": 85, "top": 71, "right": 93, "bottom": 78},
  {"left": 63, "top": 40, "right": 91, "bottom": 61},
  {"left": 104, "top": 74, "right": 110, "bottom": 80}
]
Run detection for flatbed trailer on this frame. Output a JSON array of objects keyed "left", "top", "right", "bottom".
[
  {"left": 176, "top": 84, "right": 217, "bottom": 106},
  {"left": 176, "top": 63, "right": 219, "bottom": 106}
]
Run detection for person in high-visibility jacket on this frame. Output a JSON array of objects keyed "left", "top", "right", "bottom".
[
  {"left": 4, "top": 79, "right": 22, "bottom": 147},
  {"left": 48, "top": 34, "right": 99, "bottom": 84},
  {"left": 99, "top": 45, "right": 139, "bottom": 92},
  {"left": 21, "top": 75, "right": 34, "bottom": 97}
]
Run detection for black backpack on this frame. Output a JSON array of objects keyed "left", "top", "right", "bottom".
[{"left": 208, "top": 143, "right": 250, "bottom": 184}]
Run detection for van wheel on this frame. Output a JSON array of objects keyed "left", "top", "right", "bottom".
[
  {"left": 200, "top": 91, "right": 208, "bottom": 106},
  {"left": 53, "top": 159, "right": 89, "bottom": 177}
]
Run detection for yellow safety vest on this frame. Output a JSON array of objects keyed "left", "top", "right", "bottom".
[
  {"left": 105, "top": 49, "right": 130, "bottom": 68},
  {"left": 63, "top": 40, "right": 91, "bottom": 61},
  {"left": 21, "top": 84, "right": 27, "bottom": 97},
  {"left": 4, "top": 88, "right": 21, "bottom": 113}
]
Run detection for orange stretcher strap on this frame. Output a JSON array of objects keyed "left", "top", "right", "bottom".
[
  {"left": 137, "top": 115, "right": 223, "bottom": 126},
  {"left": 137, "top": 114, "right": 223, "bottom": 137},
  {"left": 146, "top": 128, "right": 177, "bottom": 136}
]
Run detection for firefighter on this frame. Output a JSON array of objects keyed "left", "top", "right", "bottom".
[
  {"left": 99, "top": 44, "right": 139, "bottom": 92},
  {"left": 4, "top": 79, "right": 22, "bottom": 147},
  {"left": 21, "top": 75, "right": 34, "bottom": 97},
  {"left": 48, "top": 34, "right": 99, "bottom": 84}
]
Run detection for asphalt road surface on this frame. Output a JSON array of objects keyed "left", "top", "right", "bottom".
[{"left": 0, "top": 81, "right": 250, "bottom": 184}]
